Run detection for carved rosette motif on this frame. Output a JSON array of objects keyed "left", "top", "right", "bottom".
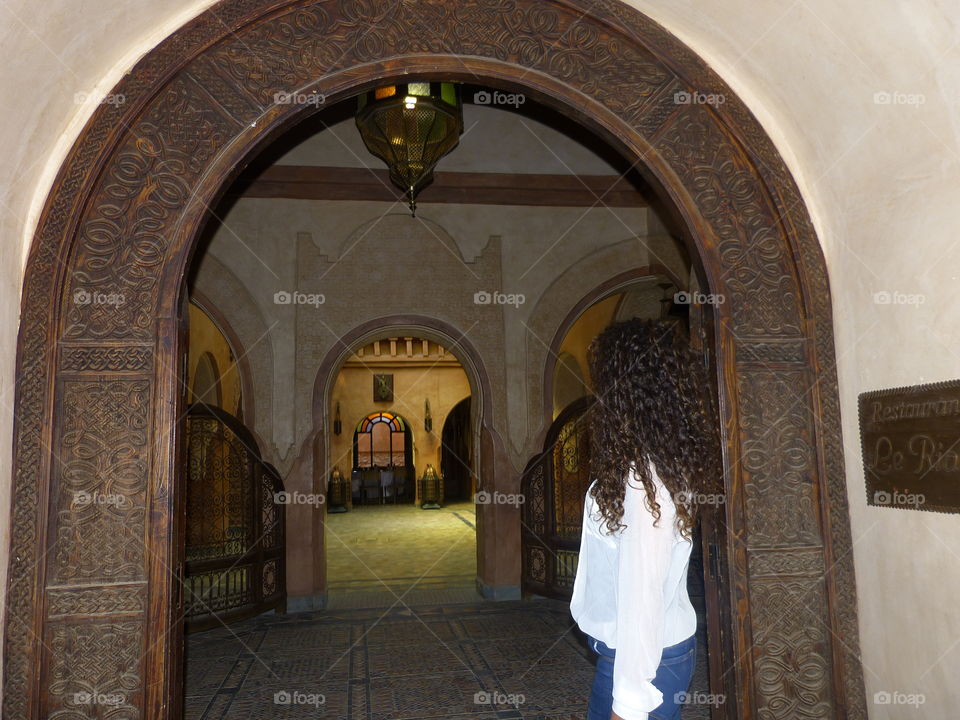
[{"left": 4, "top": 0, "right": 866, "bottom": 717}]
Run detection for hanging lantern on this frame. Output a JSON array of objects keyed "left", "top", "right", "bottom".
[{"left": 356, "top": 82, "right": 463, "bottom": 216}]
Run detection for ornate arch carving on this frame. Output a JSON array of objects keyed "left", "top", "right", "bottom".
[{"left": 5, "top": 1, "right": 865, "bottom": 717}]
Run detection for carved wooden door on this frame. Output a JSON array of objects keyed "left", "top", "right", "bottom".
[
  {"left": 521, "top": 396, "right": 595, "bottom": 599},
  {"left": 183, "top": 404, "right": 287, "bottom": 631},
  {"left": 688, "top": 281, "right": 737, "bottom": 718}
]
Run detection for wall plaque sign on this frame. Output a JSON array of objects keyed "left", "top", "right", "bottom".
[
  {"left": 373, "top": 373, "right": 393, "bottom": 403},
  {"left": 859, "top": 379, "right": 960, "bottom": 513}
]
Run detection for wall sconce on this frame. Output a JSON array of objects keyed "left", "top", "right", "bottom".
[
  {"left": 333, "top": 401, "right": 342, "bottom": 436},
  {"left": 424, "top": 399, "right": 433, "bottom": 433}
]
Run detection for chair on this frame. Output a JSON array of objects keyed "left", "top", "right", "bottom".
[
  {"left": 351, "top": 469, "right": 362, "bottom": 504},
  {"left": 380, "top": 469, "right": 395, "bottom": 504},
  {"left": 361, "top": 468, "right": 381, "bottom": 504},
  {"left": 392, "top": 468, "right": 408, "bottom": 503}
]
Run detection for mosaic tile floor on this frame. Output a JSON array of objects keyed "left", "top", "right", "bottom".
[
  {"left": 186, "top": 505, "right": 714, "bottom": 718},
  {"left": 185, "top": 599, "right": 593, "bottom": 719},
  {"left": 185, "top": 599, "right": 713, "bottom": 720}
]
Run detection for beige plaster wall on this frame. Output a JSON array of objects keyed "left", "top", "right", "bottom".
[
  {"left": 1, "top": 0, "right": 959, "bottom": 714},
  {"left": 187, "top": 303, "right": 243, "bottom": 417}
]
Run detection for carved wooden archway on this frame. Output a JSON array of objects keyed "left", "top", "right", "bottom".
[{"left": 4, "top": 1, "right": 866, "bottom": 717}]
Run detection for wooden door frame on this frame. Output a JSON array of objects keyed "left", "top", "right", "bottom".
[{"left": 3, "top": 1, "right": 866, "bottom": 717}]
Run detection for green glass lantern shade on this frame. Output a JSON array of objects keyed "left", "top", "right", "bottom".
[{"left": 356, "top": 82, "right": 463, "bottom": 216}]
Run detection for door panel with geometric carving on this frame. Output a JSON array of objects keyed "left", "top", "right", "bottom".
[
  {"left": 521, "top": 396, "right": 594, "bottom": 599},
  {"left": 184, "top": 404, "right": 286, "bottom": 631}
]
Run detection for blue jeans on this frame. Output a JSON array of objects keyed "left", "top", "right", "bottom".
[{"left": 586, "top": 633, "right": 696, "bottom": 720}]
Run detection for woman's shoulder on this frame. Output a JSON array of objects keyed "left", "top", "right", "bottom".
[{"left": 624, "top": 463, "right": 676, "bottom": 514}]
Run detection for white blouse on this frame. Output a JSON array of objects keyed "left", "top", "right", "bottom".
[{"left": 570, "top": 465, "right": 696, "bottom": 720}]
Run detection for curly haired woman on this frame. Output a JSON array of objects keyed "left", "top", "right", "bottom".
[{"left": 570, "top": 318, "right": 721, "bottom": 720}]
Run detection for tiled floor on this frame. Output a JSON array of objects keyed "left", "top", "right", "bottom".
[
  {"left": 185, "top": 598, "right": 713, "bottom": 719},
  {"left": 185, "top": 503, "right": 714, "bottom": 718},
  {"left": 185, "top": 599, "right": 595, "bottom": 719},
  {"left": 324, "top": 502, "right": 477, "bottom": 601}
]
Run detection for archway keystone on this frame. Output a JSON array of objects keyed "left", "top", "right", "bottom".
[{"left": 5, "top": 1, "right": 866, "bottom": 717}]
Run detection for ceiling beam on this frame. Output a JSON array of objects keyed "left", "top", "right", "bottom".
[{"left": 228, "top": 165, "right": 648, "bottom": 208}]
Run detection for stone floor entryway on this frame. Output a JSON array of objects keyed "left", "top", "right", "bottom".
[
  {"left": 185, "top": 595, "right": 712, "bottom": 719},
  {"left": 185, "top": 599, "right": 594, "bottom": 719}
]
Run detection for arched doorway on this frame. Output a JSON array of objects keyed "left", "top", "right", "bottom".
[
  {"left": 4, "top": 1, "right": 865, "bottom": 717},
  {"left": 190, "top": 352, "right": 222, "bottom": 408},
  {"left": 440, "top": 397, "right": 473, "bottom": 502},
  {"left": 310, "top": 320, "right": 489, "bottom": 607}
]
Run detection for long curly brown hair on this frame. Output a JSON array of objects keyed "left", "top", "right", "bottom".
[{"left": 587, "top": 318, "right": 721, "bottom": 537}]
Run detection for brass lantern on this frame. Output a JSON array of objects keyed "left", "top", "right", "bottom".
[{"left": 356, "top": 82, "right": 463, "bottom": 216}]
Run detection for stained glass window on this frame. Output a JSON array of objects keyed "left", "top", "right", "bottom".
[{"left": 354, "top": 412, "right": 408, "bottom": 467}]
